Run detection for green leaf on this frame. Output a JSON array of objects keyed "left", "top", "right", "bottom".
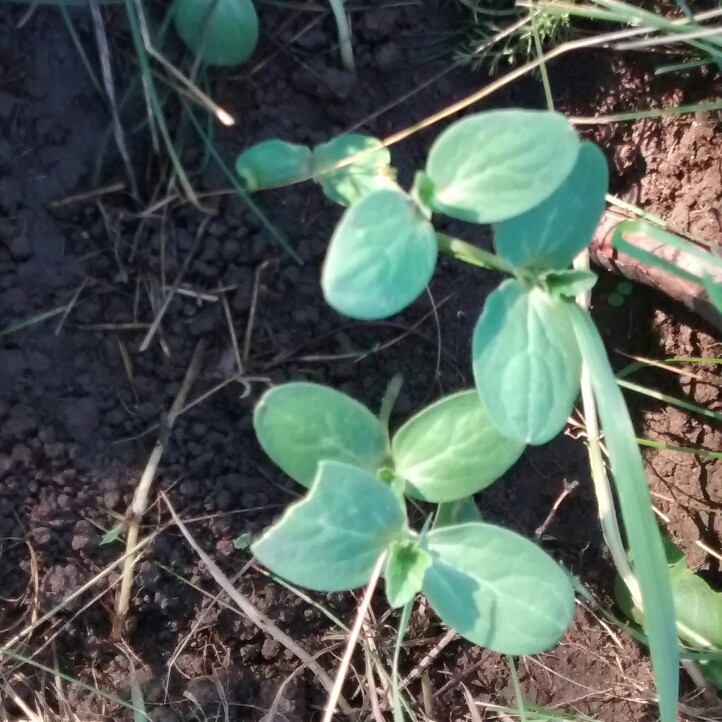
[
  {"left": 385, "top": 540, "right": 432, "bottom": 608},
  {"left": 494, "top": 142, "right": 608, "bottom": 270},
  {"left": 322, "top": 189, "right": 438, "bottom": 320},
  {"left": 616, "top": 538, "right": 722, "bottom": 650},
  {"left": 411, "top": 171, "right": 435, "bottom": 217},
  {"left": 569, "top": 305, "right": 678, "bottom": 722},
  {"left": 541, "top": 269, "right": 598, "bottom": 298},
  {"left": 392, "top": 390, "right": 524, "bottom": 502},
  {"left": 233, "top": 532, "right": 252, "bottom": 550},
  {"left": 472, "top": 280, "right": 581, "bottom": 444},
  {"left": 174, "top": 0, "right": 259, "bottom": 67},
  {"left": 236, "top": 140, "right": 313, "bottom": 191},
  {"left": 433, "top": 497, "right": 483, "bottom": 529},
  {"left": 423, "top": 523, "right": 575, "bottom": 654},
  {"left": 425, "top": 110, "right": 580, "bottom": 224},
  {"left": 252, "top": 460, "right": 407, "bottom": 591},
  {"left": 100, "top": 524, "right": 123, "bottom": 546},
  {"left": 253, "top": 383, "right": 387, "bottom": 487},
  {"left": 313, "top": 134, "right": 396, "bottom": 206}
]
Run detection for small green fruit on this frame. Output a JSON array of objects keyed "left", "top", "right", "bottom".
[{"left": 174, "top": 0, "right": 259, "bottom": 67}]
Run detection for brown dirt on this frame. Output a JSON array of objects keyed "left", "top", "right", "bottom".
[{"left": 0, "top": 5, "right": 720, "bottom": 722}]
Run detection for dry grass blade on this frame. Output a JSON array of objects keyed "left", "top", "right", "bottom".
[
  {"left": 461, "top": 684, "right": 484, "bottom": 722},
  {"left": 165, "top": 562, "right": 253, "bottom": 695},
  {"left": 113, "top": 342, "right": 205, "bottom": 634},
  {"left": 89, "top": 0, "right": 139, "bottom": 200},
  {"left": 244, "top": 259, "right": 275, "bottom": 368},
  {"left": 363, "top": 647, "right": 386, "bottom": 722},
  {"left": 139, "top": 218, "right": 209, "bottom": 352},
  {"left": 134, "top": 17, "right": 234, "bottom": 126},
  {"left": 400, "top": 628, "right": 457, "bottom": 691},
  {"left": 262, "top": 642, "right": 344, "bottom": 722},
  {"left": 321, "top": 553, "right": 386, "bottom": 722},
  {"left": 54, "top": 279, "right": 88, "bottom": 336},
  {"left": 161, "top": 494, "right": 353, "bottom": 715},
  {"left": 3, "top": 529, "right": 159, "bottom": 652}
]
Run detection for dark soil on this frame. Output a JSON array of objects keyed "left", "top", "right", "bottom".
[{"left": 0, "top": 4, "right": 720, "bottom": 722}]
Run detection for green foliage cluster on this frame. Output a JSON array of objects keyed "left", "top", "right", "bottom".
[{"left": 235, "top": 109, "right": 682, "bottom": 721}]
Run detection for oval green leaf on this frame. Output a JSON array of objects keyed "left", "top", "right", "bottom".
[
  {"left": 425, "top": 110, "right": 580, "bottom": 224},
  {"left": 313, "top": 134, "right": 396, "bottom": 206},
  {"left": 423, "top": 523, "right": 575, "bottom": 654},
  {"left": 174, "top": 0, "right": 259, "bottom": 67},
  {"left": 385, "top": 540, "right": 432, "bottom": 608},
  {"left": 494, "top": 142, "right": 609, "bottom": 270},
  {"left": 253, "top": 382, "right": 387, "bottom": 487},
  {"left": 391, "top": 390, "right": 525, "bottom": 502},
  {"left": 236, "top": 140, "right": 312, "bottom": 191},
  {"left": 616, "top": 537, "right": 722, "bottom": 651},
  {"left": 252, "top": 461, "right": 406, "bottom": 591},
  {"left": 321, "top": 189, "right": 438, "bottom": 320},
  {"left": 472, "top": 280, "right": 581, "bottom": 444}
]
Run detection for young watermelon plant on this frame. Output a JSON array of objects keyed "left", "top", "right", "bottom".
[{"left": 237, "top": 109, "right": 680, "bottom": 722}]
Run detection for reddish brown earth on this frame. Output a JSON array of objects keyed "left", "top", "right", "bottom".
[{"left": 0, "top": 4, "right": 720, "bottom": 721}]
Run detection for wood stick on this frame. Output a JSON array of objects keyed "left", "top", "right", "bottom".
[{"left": 590, "top": 210, "right": 722, "bottom": 330}]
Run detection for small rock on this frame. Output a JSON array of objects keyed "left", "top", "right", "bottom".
[
  {"left": 71, "top": 520, "right": 96, "bottom": 551},
  {"left": 59, "top": 397, "right": 100, "bottom": 443},
  {"left": 374, "top": 42, "right": 402, "bottom": 69},
  {"left": 323, "top": 67, "right": 355, "bottom": 99},
  {"left": 261, "top": 638, "right": 281, "bottom": 660}
]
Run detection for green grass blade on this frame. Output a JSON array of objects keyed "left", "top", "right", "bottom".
[
  {"left": 569, "top": 305, "right": 678, "bottom": 722},
  {"left": 637, "top": 437, "right": 722, "bottom": 460},
  {"left": 0, "top": 647, "right": 145, "bottom": 714},
  {"left": 625, "top": 221, "right": 722, "bottom": 269},
  {"left": 571, "top": 575, "right": 722, "bottom": 661},
  {"left": 574, "top": 100, "right": 722, "bottom": 125},
  {"left": 59, "top": 6, "right": 104, "bottom": 95},
  {"left": 612, "top": 222, "right": 706, "bottom": 285},
  {"left": 655, "top": 58, "right": 710, "bottom": 75},
  {"left": 0, "top": 306, "right": 66, "bottom": 338},
  {"left": 587, "top": 0, "right": 722, "bottom": 62},
  {"left": 507, "top": 657, "right": 528, "bottom": 722},
  {"left": 619, "top": 379, "right": 722, "bottom": 424}
]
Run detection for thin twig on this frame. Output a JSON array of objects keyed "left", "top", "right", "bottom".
[
  {"left": 244, "top": 259, "right": 274, "bottom": 367},
  {"left": 113, "top": 342, "right": 205, "bottom": 635},
  {"left": 89, "top": 0, "right": 139, "bottom": 200},
  {"left": 400, "top": 628, "right": 457, "bottom": 691},
  {"left": 322, "top": 554, "right": 386, "bottom": 722},
  {"left": 139, "top": 218, "right": 209, "bottom": 352}
]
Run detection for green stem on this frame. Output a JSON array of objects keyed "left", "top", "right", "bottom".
[
  {"left": 327, "top": 0, "right": 355, "bottom": 72},
  {"left": 392, "top": 601, "right": 414, "bottom": 722},
  {"left": 436, "top": 234, "right": 517, "bottom": 276}
]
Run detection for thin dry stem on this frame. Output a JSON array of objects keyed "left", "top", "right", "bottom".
[
  {"left": 321, "top": 554, "right": 386, "bottom": 722},
  {"left": 139, "top": 218, "right": 209, "bottom": 352},
  {"left": 113, "top": 342, "right": 205, "bottom": 634}
]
